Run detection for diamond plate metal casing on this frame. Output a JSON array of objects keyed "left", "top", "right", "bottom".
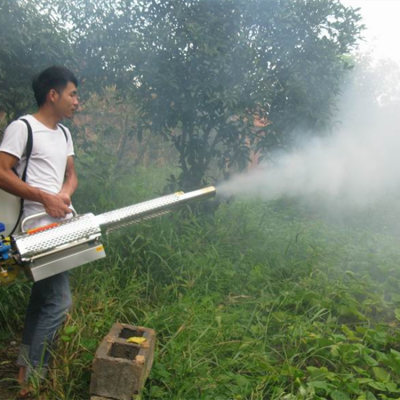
[{"left": 14, "top": 214, "right": 101, "bottom": 260}]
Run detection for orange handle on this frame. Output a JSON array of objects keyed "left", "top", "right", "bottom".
[{"left": 27, "top": 223, "right": 59, "bottom": 235}]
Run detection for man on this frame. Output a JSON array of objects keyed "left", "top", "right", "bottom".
[{"left": 0, "top": 65, "right": 79, "bottom": 398}]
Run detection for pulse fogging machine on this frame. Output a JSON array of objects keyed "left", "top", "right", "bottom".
[{"left": 0, "top": 186, "right": 216, "bottom": 285}]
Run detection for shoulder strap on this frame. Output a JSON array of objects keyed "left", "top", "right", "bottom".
[
  {"left": 19, "top": 119, "right": 33, "bottom": 181},
  {"left": 9, "top": 118, "right": 33, "bottom": 236},
  {"left": 58, "top": 124, "right": 68, "bottom": 142}
]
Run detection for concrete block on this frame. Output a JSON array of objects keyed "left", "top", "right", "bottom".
[
  {"left": 91, "top": 397, "right": 112, "bottom": 400},
  {"left": 90, "top": 323, "right": 156, "bottom": 400}
]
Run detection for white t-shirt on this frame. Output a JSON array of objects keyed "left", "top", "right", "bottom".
[{"left": 0, "top": 115, "right": 75, "bottom": 222}]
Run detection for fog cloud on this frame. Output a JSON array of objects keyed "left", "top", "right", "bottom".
[{"left": 218, "top": 59, "right": 400, "bottom": 212}]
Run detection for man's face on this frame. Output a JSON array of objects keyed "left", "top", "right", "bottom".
[{"left": 54, "top": 82, "right": 79, "bottom": 119}]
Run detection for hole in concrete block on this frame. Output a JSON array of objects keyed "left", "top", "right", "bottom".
[
  {"left": 109, "top": 343, "right": 140, "bottom": 360},
  {"left": 119, "top": 328, "right": 144, "bottom": 339}
]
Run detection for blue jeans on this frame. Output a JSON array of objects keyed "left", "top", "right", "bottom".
[{"left": 17, "top": 271, "right": 72, "bottom": 381}]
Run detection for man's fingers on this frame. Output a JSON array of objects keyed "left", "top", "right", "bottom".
[
  {"left": 59, "top": 192, "right": 71, "bottom": 205},
  {"left": 42, "top": 192, "right": 74, "bottom": 219}
]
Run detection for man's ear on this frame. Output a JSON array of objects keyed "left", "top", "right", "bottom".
[{"left": 48, "top": 88, "right": 59, "bottom": 104}]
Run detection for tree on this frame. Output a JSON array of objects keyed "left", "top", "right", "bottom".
[
  {"left": 0, "top": 0, "right": 74, "bottom": 125},
  {"left": 71, "top": 86, "right": 179, "bottom": 211},
  {"left": 56, "top": 0, "right": 363, "bottom": 189}
]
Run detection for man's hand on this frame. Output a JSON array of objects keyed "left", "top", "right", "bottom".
[
  {"left": 58, "top": 191, "right": 71, "bottom": 207},
  {"left": 40, "top": 192, "right": 72, "bottom": 218}
]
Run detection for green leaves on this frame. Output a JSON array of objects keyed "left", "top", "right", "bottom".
[
  {"left": 5, "top": 186, "right": 400, "bottom": 399},
  {"left": 61, "top": 324, "right": 79, "bottom": 342},
  {"left": 331, "top": 390, "right": 351, "bottom": 400},
  {"left": 394, "top": 308, "right": 400, "bottom": 321},
  {"left": 0, "top": 0, "right": 74, "bottom": 120},
  {"left": 372, "top": 367, "right": 390, "bottom": 383},
  {"left": 44, "top": 0, "right": 364, "bottom": 189}
]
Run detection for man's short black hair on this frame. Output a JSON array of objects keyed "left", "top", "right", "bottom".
[{"left": 32, "top": 66, "right": 78, "bottom": 107}]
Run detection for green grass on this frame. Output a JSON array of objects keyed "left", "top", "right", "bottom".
[{"left": 2, "top": 167, "right": 400, "bottom": 400}]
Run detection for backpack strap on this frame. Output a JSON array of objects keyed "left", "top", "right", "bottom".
[
  {"left": 19, "top": 119, "right": 33, "bottom": 182},
  {"left": 58, "top": 124, "right": 69, "bottom": 142},
  {"left": 9, "top": 118, "right": 33, "bottom": 236},
  {"left": 8, "top": 120, "right": 68, "bottom": 236}
]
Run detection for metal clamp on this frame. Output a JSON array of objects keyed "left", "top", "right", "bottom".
[{"left": 21, "top": 209, "right": 77, "bottom": 233}]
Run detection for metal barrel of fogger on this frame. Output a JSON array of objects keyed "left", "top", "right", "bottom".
[
  {"left": 14, "top": 186, "right": 216, "bottom": 262},
  {"left": 96, "top": 186, "right": 216, "bottom": 232}
]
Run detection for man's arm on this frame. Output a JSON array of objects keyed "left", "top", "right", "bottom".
[
  {"left": 59, "top": 156, "right": 78, "bottom": 206},
  {"left": 0, "top": 151, "right": 72, "bottom": 218}
]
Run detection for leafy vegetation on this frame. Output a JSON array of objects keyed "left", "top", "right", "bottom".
[
  {"left": 59, "top": 0, "right": 362, "bottom": 188},
  {"left": 3, "top": 167, "right": 400, "bottom": 400},
  {"left": 0, "top": 0, "right": 74, "bottom": 122},
  {"left": 1, "top": 0, "right": 363, "bottom": 188},
  {"left": 2, "top": 1, "right": 396, "bottom": 399}
]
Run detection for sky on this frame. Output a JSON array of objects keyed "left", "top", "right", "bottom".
[{"left": 341, "top": 0, "right": 400, "bottom": 64}]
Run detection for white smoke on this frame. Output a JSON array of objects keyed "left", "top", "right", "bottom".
[{"left": 218, "top": 58, "right": 400, "bottom": 211}]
